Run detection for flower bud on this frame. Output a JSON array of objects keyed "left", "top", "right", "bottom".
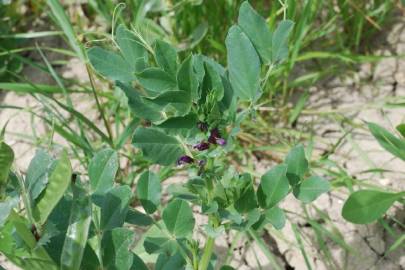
[
  {"left": 177, "top": 155, "right": 194, "bottom": 165},
  {"left": 193, "top": 142, "right": 210, "bottom": 151}
]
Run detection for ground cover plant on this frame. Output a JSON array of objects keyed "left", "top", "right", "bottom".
[{"left": 0, "top": 0, "right": 404, "bottom": 269}]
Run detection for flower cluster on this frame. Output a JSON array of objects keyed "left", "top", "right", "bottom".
[{"left": 177, "top": 125, "right": 227, "bottom": 166}]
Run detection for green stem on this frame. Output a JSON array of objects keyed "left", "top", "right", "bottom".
[
  {"left": 86, "top": 64, "right": 114, "bottom": 146},
  {"left": 198, "top": 236, "right": 215, "bottom": 270},
  {"left": 248, "top": 229, "right": 282, "bottom": 270}
]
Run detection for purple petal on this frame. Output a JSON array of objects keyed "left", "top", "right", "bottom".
[
  {"left": 193, "top": 142, "right": 210, "bottom": 151},
  {"left": 216, "top": 138, "right": 226, "bottom": 146},
  {"left": 177, "top": 155, "right": 194, "bottom": 165}
]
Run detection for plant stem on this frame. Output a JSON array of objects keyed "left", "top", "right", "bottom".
[
  {"left": 86, "top": 64, "right": 114, "bottom": 146},
  {"left": 198, "top": 236, "right": 215, "bottom": 270}
]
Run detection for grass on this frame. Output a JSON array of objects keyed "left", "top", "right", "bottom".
[{"left": 0, "top": 0, "right": 404, "bottom": 269}]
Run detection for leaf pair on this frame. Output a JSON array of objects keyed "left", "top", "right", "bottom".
[
  {"left": 88, "top": 25, "right": 148, "bottom": 82},
  {"left": 285, "top": 145, "right": 330, "bottom": 203},
  {"left": 225, "top": 1, "right": 294, "bottom": 101}
]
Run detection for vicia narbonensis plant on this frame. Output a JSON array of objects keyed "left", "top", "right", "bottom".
[{"left": 0, "top": 2, "right": 331, "bottom": 269}]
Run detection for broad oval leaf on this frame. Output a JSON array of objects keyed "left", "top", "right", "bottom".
[
  {"left": 271, "top": 20, "right": 294, "bottom": 63},
  {"left": 116, "top": 24, "right": 148, "bottom": 72},
  {"left": 226, "top": 25, "right": 260, "bottom": 101},
  {"left": 285, "top": 144, "right": 308, "bottom": 186},
  {"left": 257, "top": 164, "right": 289, "bottom": 208},
  {"left": 116, "top": 81, "right": 162, "bottom": 122},
  {"left": 145, "top": 90, "right": 191, "bottom": 116},
  {"left": 238, "top": 1, "right": 272, "bottom": 63},
  {"left": 33, "top": 151, "right": 72, "bottom": 225},
  {"left": 265, "top": 206, "right": 286, "bottom": 230},
  {"left": 94, "top": 185, "right": 132, "bottom": 231},
  {"left": 87, "top": 47, "right": 135, "bottom": 82},
  {"left": 162, "top": 199, "right": 195, "bottom": 238},
  {"left": 205, "top": 61, "right": 224, "bottom": 101},
  {"left": 342, "top": 190, "right": 404, "bottom": 224},
  {"left": 89, "top": 148, "right": 118, "bottom": 194},
  {"left": 293, "top": 176, "right": 330, "bottom": 203},
  {"left": 154, "top": 40, "right": 178, "bottom": 76},
  {"left": 177, "top": 55, "right": 199, "bottom": 101},
  {"left": 26, "top": 149, "right": 55, "bottom": 201},
  {"left": 136, "top": 171, "right": 161, "bottom": 214},
  {"left": 0, "top": 142, "right": 14, "bottom": 195},
  {"left": 102, "top": 227, "right": 135, "bottom": 270},
  {"left": 0, "top": 196, "right": 19, "bottom": 227},
  {"left": 136, "top": 67, "right": 177, "bottom": 97},
  {"left": 132, "top": 127, "right": 184, "bottom": 165},
  {"left": 156, "top": 113, "right": 198, "bottom": 137},
  {"left": 368, "top": 122, "right": 405, "bottom": 161}
]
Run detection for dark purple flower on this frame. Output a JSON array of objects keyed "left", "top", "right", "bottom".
[
  {"left": 210, "top": 128, "right": 221, "bottom": 139},
  {"left": 177, "top": 155, "right": 194, "bottom": 165},
  {"left": 197, "top": 122, "right": 208, "bottom": 132},
  {"left": 208, "top": 127, "right": 226, "bottom": 146},
  {"left": 193, "top": 142, "right": 210, "bottom": 151},
  {"left": 216, "top": 138, "right": 227, "bottom": 146}
]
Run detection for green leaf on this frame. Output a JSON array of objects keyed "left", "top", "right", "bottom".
[
  {"left": 96, "top": 185, "right": 132, "bottom": 231},
  {"left": 0, "top": 196, "right": 19, "bottom": 227},
  {"left": 234, "top": 174, "right": 258, "bottom": 213},
  {"left": 205, "top": 61, "right": 224, "bottom": 101},
  {"left": 342, "top": 190, "right": 404, "bottom": 224},
  {"left": 89, "top": 148, "right": 118, "bottom": 194},
  {"left": 162, "top": 199, "right": 195, "bottom": 238},
  {"left": 238, "top": 1, "right": 272, "bottom": 63},
  {"left": 116, "top": 24, "right": 148, "bottom": 72},
  {"left": 293, "top": 176, "right": 330, "bottom": 203},
  {"left": 116, "top": 82, "right": 162, "bottom": 122},
  {"left": 136, "top": 171, "right": 161, "bottom": 214},
  {"left": 60, "top": 184, "right": 91, "bottom": 270},
  {"left": 33, "top": 151, "right": 72, "bottom": 224},
  {"left": 0, "top": 141, "right": 14, "bottom": 197},
  {"left": 154, "top": 40, "right": 178, "bottom": 76},
  {"left": 220, "top": 266, "right": 236, "bottom": 270},
  {"left": 136, "top": 67, "right": 177, "bottom": 97},
  {"left": 272, "top": 20, "right": 294, "bottom": 63},
  {"left": 257, "top": 164, "right": 289, "bottom": 208},
  {"left": 264, "top": 206, "right": 286, "bottom": 230},
  {"left": 285, "top": 144, "right": 308, "bottom": 186},
  {"left": 396, "top": 123, "right": 405, "bottom": 138},
  {"left": 125, "top": 208, "right": 153, "bottom": 227},
  {"left": 132, "top": 253, "right": 148, "bottom": 270},
  {"left": 156, "top": 113, "right": 198, "bottom": 137},
  {"left": 177, "top": 55, "right": 199, "bottom": 101},
  {"left": 132, "top": 127, "right": 184, "bottom": 165},
  {"left": 8, "top": 211, "right": 58, "bottom": 269},
  {"left": 368, "top": 122, "right": 405, "bottom": 161},
  {"left": 88, "top": 47, "right": 135, "bottom": 82},
  {"left": 226, "top": 25, "right": 260, "bottom": 101},
  {"left": 102, "top": 228, "right": 135, "bottom": 270},
  {"left": 156, "top": 253, "right": 185, "bottom": 270},
  {"left": 145, "top": 90, "right": 191, "bottom": 116},
  {"left": 26, "top": 149, "right": 55, "bottom": 201}
]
